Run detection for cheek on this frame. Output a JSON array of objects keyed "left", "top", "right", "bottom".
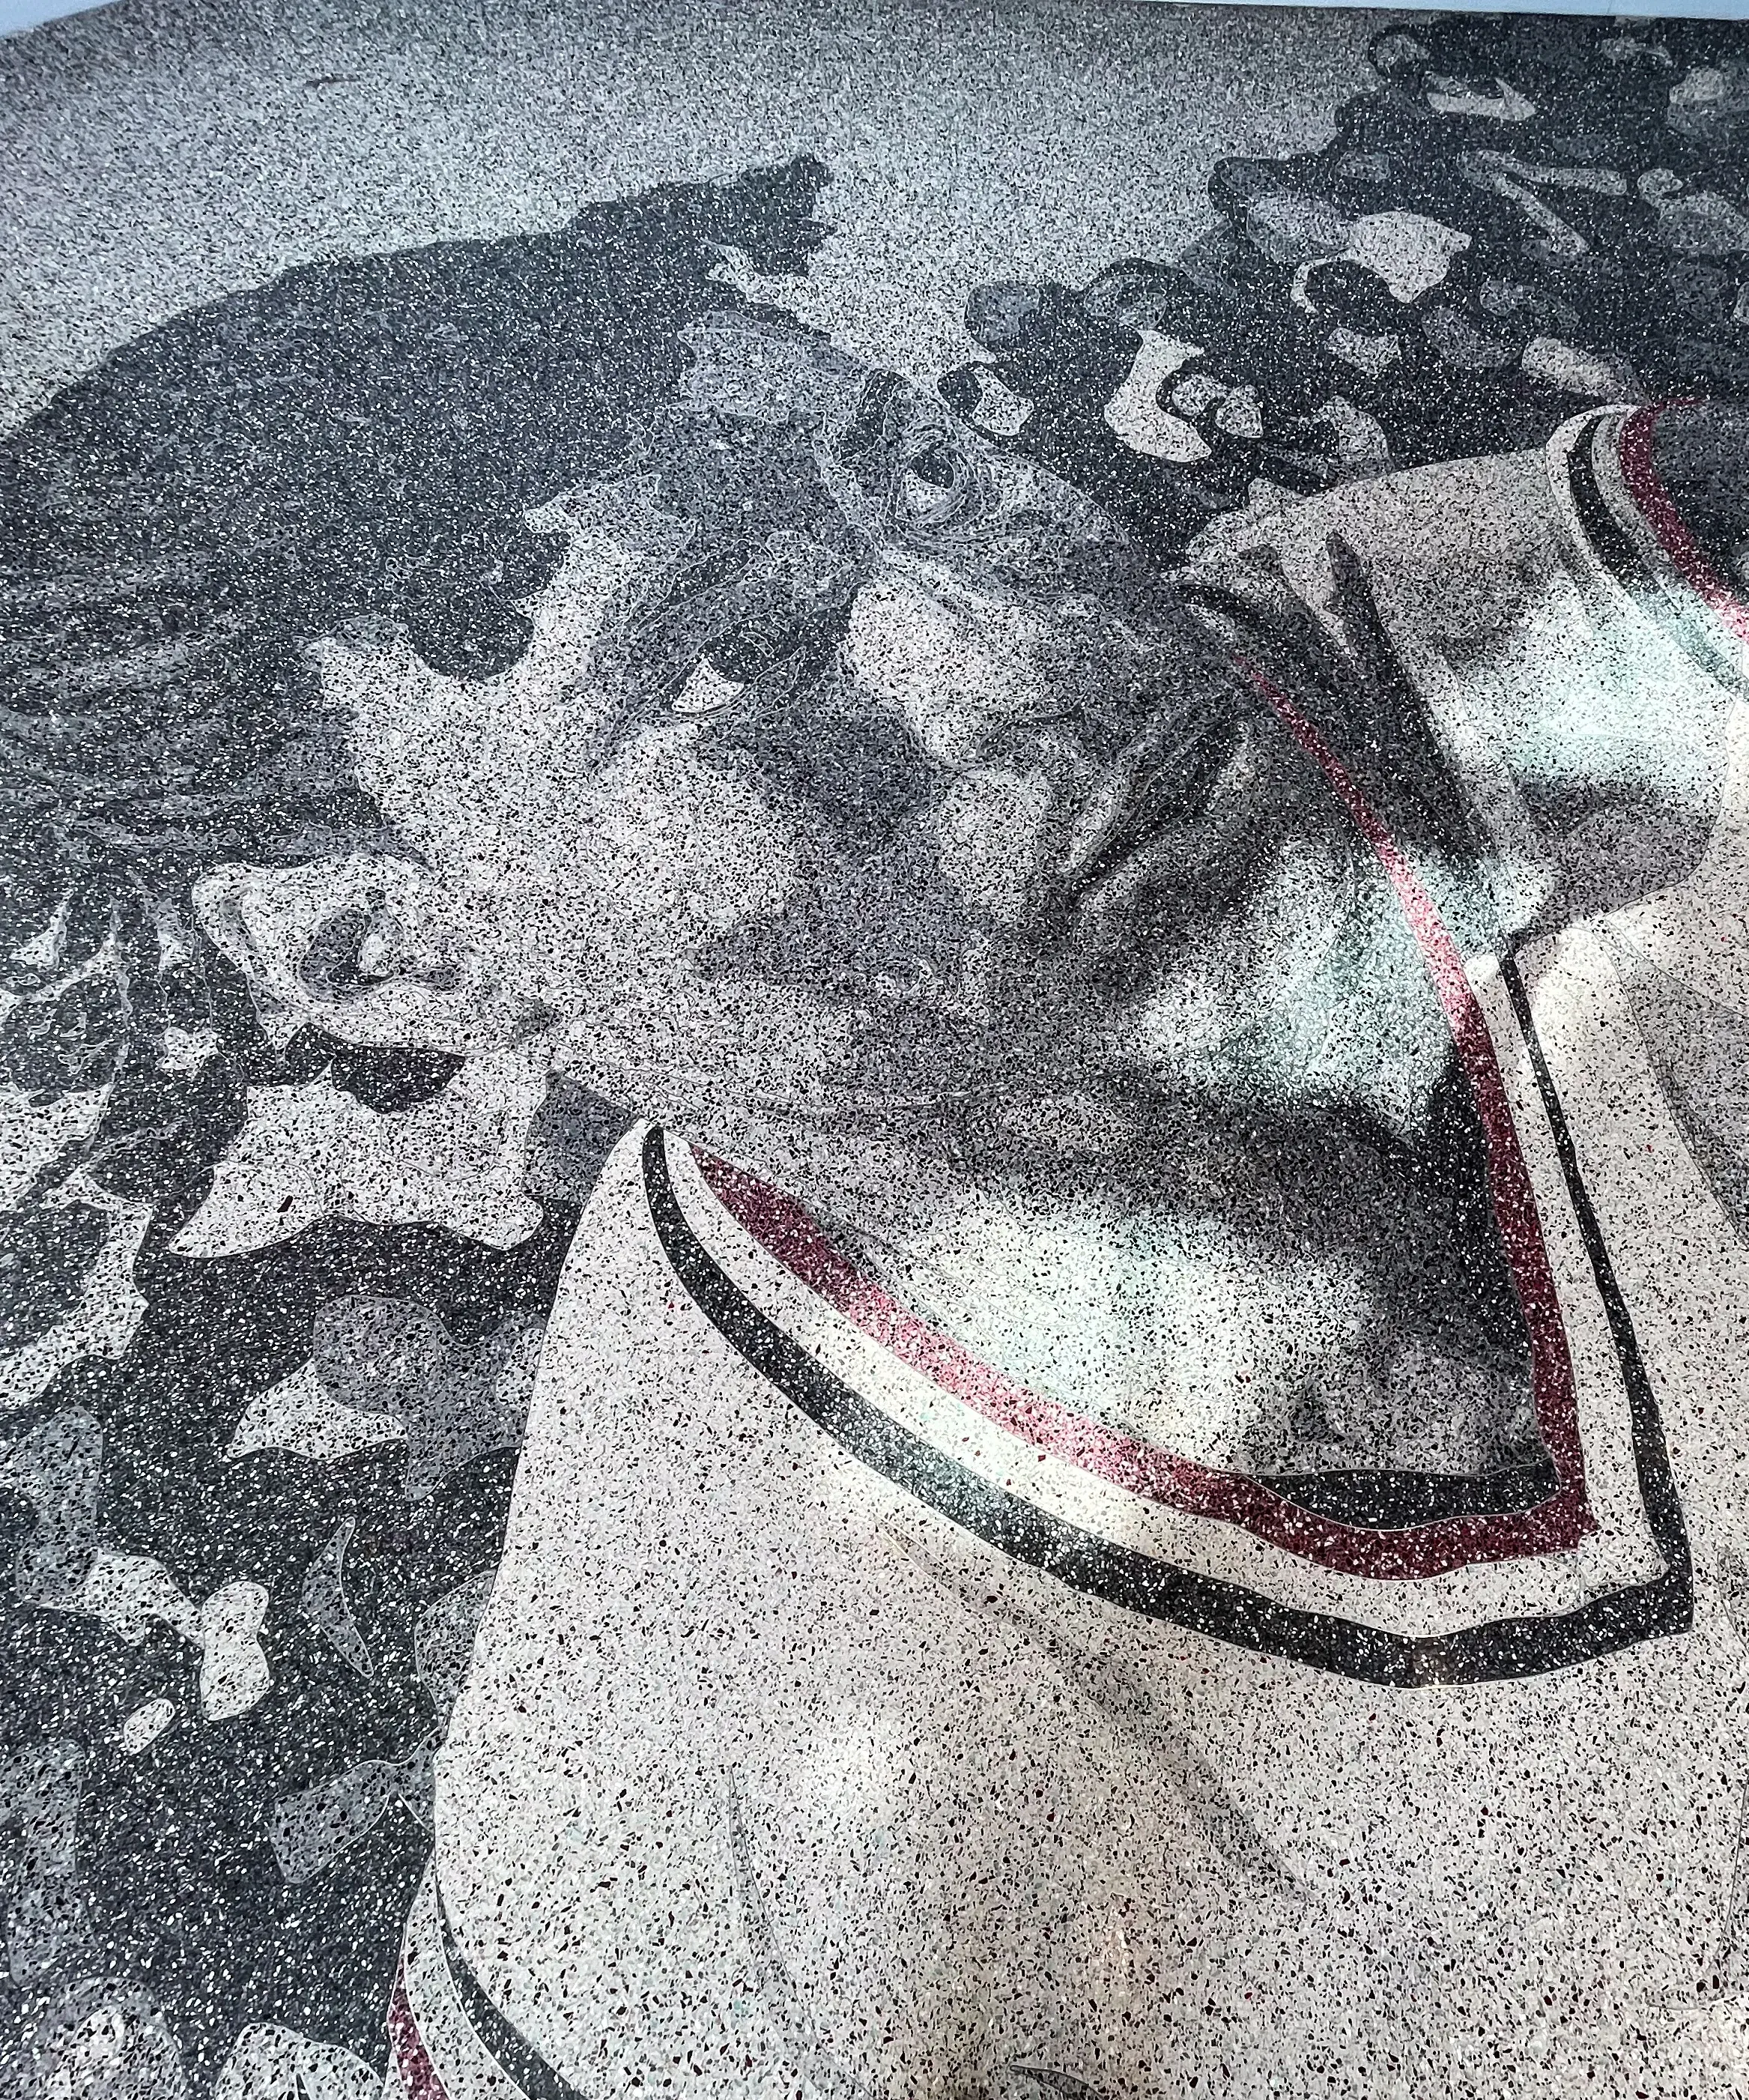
[
  {"left": 586, "top": 729, "right": 803, "bottom": 934},
  {"left": 447, "top": 732, "right": 806, "bottom": 1017},
  {"left": 341, "top": 632, "right": 804, "bottom": 1002},
  {"left": 933, "top": 767, "right": 1058, "bottom": 925}
]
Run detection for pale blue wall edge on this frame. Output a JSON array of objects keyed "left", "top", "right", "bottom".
[{"left": 2, "top": 0, "right": 109, "bottom": 34}]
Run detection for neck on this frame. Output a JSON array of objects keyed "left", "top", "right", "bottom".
[{"left": 682, "top": 1078, "right": 1533, "bottom": 1481}]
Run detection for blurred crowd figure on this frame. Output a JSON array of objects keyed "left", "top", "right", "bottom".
[{"left": 946, "top": 15, "right": 1749, "bottom": 563}]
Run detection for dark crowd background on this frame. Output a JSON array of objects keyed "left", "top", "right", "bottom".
[
  {"left": 945, "top": 13, "right": 1749, "bottom": 563},
  {"left": 5, "top": 13, "right": 1749, "bottom": 2095}
]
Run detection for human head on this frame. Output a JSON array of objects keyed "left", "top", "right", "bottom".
[
  {"left": 0, "top": 163, "right": 1463, "bottom": 1226},
  {"left": 0, "top": 161, "right": 842, "bottom": 1211},
  {"left": 189, "top": 310, "right": 1464, "bottom": 1169}
]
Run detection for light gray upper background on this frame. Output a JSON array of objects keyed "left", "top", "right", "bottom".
[
  {"left": 10, "top": 0, "right": 1749, "bottom": 26},
  {"left": 2, "top": 0, "right": 1392, "bottom": 432},
  {"left": 11, "top": 0, "right": 1748, "bottom": 445}
]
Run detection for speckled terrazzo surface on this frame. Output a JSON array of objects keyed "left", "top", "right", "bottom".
[{"left": 13, "top": 4, "right": 1749, "bottom": 2095}]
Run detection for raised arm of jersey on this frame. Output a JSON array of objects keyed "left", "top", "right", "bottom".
[{"left": 1181, "top": 405, "right": 1749, "bottom": 945}]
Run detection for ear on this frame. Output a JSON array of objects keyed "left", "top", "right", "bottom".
[{"left": 193, "top": 855, "right": 545, "bottom": 1060}]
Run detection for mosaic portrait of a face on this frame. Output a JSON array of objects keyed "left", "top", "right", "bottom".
[{"left": 8, "top": 4, "right": 1749, "bottom": 2095}]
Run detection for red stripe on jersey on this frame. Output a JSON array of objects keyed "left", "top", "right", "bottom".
[
  {"left": 697, "top": 664, "right": 1591, "bottom": 1583},
  {"left": 389, "top": 1968, "right": 452, "bottom": 2100},
  {"left": 1619, "top": 404, "right": 1749, "bottom": 650},
  {"left": 693, "top": 655, "right": 1595, "bottom": 1579}
]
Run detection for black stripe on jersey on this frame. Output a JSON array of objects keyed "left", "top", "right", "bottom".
[
  {"left": 1567, "top": 421, "right": 1747, "bottom": 698},
  {"left": 1568, "top": 417, "right": 1655, "bottom": 601},
  {"left": 434, "top": 1891, "right": 585, "bottom": 2100},
  {"left": 645, "top": 955, "right": 1691, "bottom": 1684},
  {"left": 1263, "top": 1455, "right": 1556, "bottom": 1529},
  {"left": 1499, "top": 955, "right": 1694, "bottom": 1612}
]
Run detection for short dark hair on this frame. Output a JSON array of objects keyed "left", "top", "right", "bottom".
[{"left": 0, "top": 160, "right": 836, "bottom": 1213}]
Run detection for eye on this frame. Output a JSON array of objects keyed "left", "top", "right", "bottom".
[{"left": 894, "top": 440, "right": 978, "bottom": 531}]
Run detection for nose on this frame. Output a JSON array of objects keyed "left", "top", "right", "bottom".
[{"left": 1057, "top": 698, "right": 1245, "bottom": 904}]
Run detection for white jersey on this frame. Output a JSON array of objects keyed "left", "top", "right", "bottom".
[{"left": 389, "top": 411, "right": 1749, "bottom": 2099}]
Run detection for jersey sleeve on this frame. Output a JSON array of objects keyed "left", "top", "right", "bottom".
[{"left": 1182, "top": 409, "right": 1749, "bottom": 938}]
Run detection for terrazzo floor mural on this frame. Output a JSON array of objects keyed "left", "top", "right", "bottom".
[{"left": 10, "top": 2, "right": 1749, "bottom": 2094}]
